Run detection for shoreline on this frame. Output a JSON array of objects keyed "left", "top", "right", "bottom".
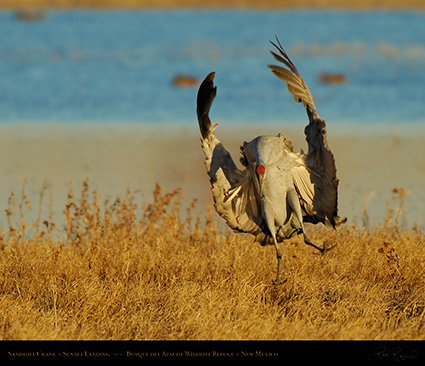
[
  {"left": 0, "top": 122, "right": 424, "bottom": 230},
  {"left": 1, "top": 119, "right": 425, "bottom": 136}
]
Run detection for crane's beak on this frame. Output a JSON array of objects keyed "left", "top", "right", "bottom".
[{"left": 256, "top": 165, "right": 265, "bottom": 186}]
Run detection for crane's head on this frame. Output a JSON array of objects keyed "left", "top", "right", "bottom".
[{"left": 242, "top": 135, "right": 289, "bottom": 190}]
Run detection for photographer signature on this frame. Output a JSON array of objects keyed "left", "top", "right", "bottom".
[{"left": 369, "top": 346, "right": 419, "bottom": 362}]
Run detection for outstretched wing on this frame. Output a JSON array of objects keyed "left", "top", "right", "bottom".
[
  {"left": 196, "top": 72, "right": 266, "bottom": 240},
  {"left": 268, "top": 38, "right": 346, "bottom": 228}
]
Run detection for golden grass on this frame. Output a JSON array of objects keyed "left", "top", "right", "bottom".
[{"left": 0, "top": 181, "right": 424, "bottom": 340}]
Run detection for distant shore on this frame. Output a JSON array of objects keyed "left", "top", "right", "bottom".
[
  {"left": 2, "top": 0, "right": 425, "bottom": 9},
  {"left": 0, "top": 122, "right": 424, "bottom": 230}
]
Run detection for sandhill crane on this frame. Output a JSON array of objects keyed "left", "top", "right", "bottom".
[{"left": 196, "top": 38, "right": 346, "bottom": 283}]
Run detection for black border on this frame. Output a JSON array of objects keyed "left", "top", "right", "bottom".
[{"left": 1, "top": 340, "right": 425, "bottom": 364}]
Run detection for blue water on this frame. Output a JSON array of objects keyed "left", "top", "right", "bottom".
[{"left": 1, "top": 10, "right": 425, "bottom": 125}]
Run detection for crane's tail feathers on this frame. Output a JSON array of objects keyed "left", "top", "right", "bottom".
[{"left": 196, "top": 72, "right": 217, "bottom": 140}]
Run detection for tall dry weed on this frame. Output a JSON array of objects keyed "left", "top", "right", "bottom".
[{"left": 0, "top": 182, "right": 424, "bottom": 340}]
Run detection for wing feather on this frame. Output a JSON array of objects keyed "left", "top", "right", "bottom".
[
  {"left": 196, "top": 73, "right": 265, "bottom": 237},
  {"left": 292, "top": 166, "right": 314, "bottom": 206},
  {"left": 269, "top": 37, "right": 346, "bottom": 228}
]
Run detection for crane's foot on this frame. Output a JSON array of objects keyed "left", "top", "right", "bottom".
[
  {"left": 304, "top": 235, "right": 324, "bottom": 253},
  {"left": 304, "top": 235, "right": 337, "bottom": 254}
]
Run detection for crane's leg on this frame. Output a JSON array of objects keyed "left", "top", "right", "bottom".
[
  {"left": 261, "top": 232, "right": 282, "bottom": 283},
  {"left": 263, "top": 209, "right": 282, "bottom": 283},
  {"left": 271, "top": 234, "right": 282, "bottom": 283},
  {"left": 287, "top": 189, "right": 324, "bottom": 254}
]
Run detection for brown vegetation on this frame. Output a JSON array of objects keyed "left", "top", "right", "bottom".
[
  {"left": 318, "top": 73, "right": 347, "bottom": 84},
  {"left": 0, "top": 181, "right": 424, "bottom": 340},
  {"left": 172, "top": 74, "right": 200, "bottom": 88}
]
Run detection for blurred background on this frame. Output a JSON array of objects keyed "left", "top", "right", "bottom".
[
  {"left": 1, "top": 1, "right": 424, "bottom": 125},
  {"left": 0, "top": 1, "right": 424, "bottom": 230}
]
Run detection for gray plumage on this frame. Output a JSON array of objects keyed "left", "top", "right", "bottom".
[{"left": 196, "top": 38, "right": 346, "bottom": 282}]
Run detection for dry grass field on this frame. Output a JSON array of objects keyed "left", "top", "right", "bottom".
[
  {"left": 0, "top": 181, "right": 424, "bottom": 341},
  {"left": 1, "top": 0, "right": 424, "bottom": 349}
]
